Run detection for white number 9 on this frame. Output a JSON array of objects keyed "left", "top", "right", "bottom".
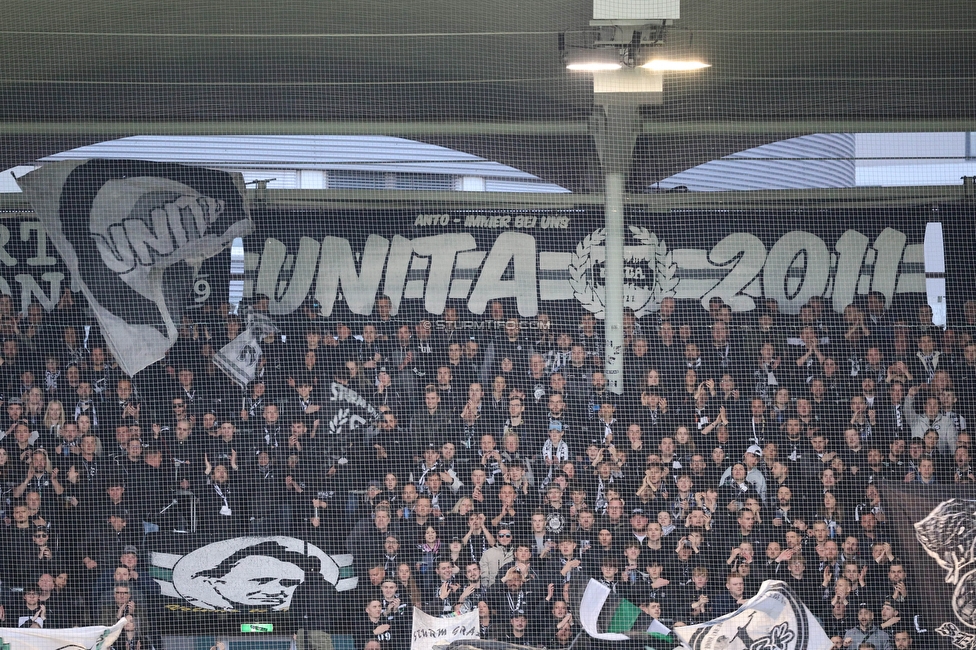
[{"left": 194, "top": 278, "right": 211, "bottom": 303}]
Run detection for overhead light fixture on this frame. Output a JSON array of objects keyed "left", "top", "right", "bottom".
[
  {"left": 560, "top": 28, "right": 709, "bottom": 74},
  {"left": 563, "top": 46, "right": 624, "bottom": 72},
  {"left": 568, "top": 61, "right": 624, "bottom": 72},
  {"left": 641, "top": 59, "right": 710, "bottom": 71},
  {"left": 636, "top": 37, "right": 710, "bottom": 71}
]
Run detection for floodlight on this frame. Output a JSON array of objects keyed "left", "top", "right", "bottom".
[
  {"left": 564, "top": 47, "right": 624, "bottom": 71},
  {"left": 641, "top": 59, "right": 710, "bottom": 71}
]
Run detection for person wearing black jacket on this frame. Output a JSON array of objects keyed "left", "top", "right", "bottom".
[
  {"left": 409, "top": 387, "right": 455, "bottom": 447},
  {"left": 59, "top": 434, "right": 105, "bottom": 524},
  {"left": 245, "top": 450, "right": 288, "bottom": 534},
  {"left": 198, "top": 461, "right": 244, "bottom": 539},
  {"left": 36, "top": 572, "right": 80, "bottom": 628},
  {"left": 126, "top": 446, "right": 177, "bottom": 531},
  {"left": 6, "top": 585, "right": 47, "bottom": 629},
  {"left": 291, "top": 552, "right": 344, "bottom": 650},
  {"left": 718, "top": 464, "right": 763, "bottom": 514},
  {"left": 168, "top": 419, "right": 202, "bottom": 492},
  {"left": 205, "top": 421, "right": 241, "bottom": 473},
  {"left": 359, "top": 409, "right": 411, "bottom": 478},
  {"left": 82, "top": 508, "right": 141, "bottom": 587},
  {"left": 489, "top": 566, "right": 544, "bottom": 621},
  {"left": 354, "top": 600, "right": 394, "bottom": 650}
]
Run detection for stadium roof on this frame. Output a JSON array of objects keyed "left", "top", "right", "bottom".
[
  {"left": 0, "top": 135, "right": 569, "bottom": 193},
  {"left": 0, "top": 0, "right": 973, "bottom": 193}
]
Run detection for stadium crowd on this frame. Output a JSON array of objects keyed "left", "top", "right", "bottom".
[{"left": 0, "top": 288, "right": 973, "bottom": 650}]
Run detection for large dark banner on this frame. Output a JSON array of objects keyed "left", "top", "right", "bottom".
[
  {"left": 0, "top": 216, "right": 72, "bottom": 313},
  {"left": 241, "top": 205, "right": 940, "bottom": 320},
  {"left": 7, "top": 204, "right": 974, "bottom": 323},
  {"left": 881, "top": 482, "right": 976, "bottom": 649},
  {"left": 0, "top": 216, "right": 225, "bottom": 318}
]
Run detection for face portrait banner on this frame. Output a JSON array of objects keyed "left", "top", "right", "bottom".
[
  {"left": 150, "top": 536, "right": 356, "bottom": 611},
  {"left": 17, "top": 159, "right": 253, "bottom": 377},
  {"left": 880, "top": 481, "right": 976, "bottom": 649}
]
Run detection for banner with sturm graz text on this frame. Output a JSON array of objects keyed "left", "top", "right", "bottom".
[{"left": 410, "top": 608, "right": 479, "bottom": 650}]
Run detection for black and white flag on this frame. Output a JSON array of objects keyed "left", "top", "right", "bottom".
[
  {"left": 881, "top": 481, "right": 976, "bottom": 650},
  {"left": 672, "top": 580, "right": 829, "bottom": 650},
  {"left": 213, "top": 311, "right": 278, "bottom": 388},
  {"left": 17, "top": 160, "right": 252, "bottom": 376}
]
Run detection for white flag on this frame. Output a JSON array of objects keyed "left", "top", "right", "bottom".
[
  {"left": 213, "top": 311, "right": 278, "bottom": 388},
  {"left": 411, "top": 608, "right": 480, "bottom": 650},
  {"left": 17, "top": 160, "right": 252, "bottom": 377},
  {"left": 579, "top": 578, "right": 671, "bottom": 641},
  {"left": 672, "top": 580, "right": 831, "bottom": 650},
  {"left": 0, "top": 616, "right": 127, "bottom": 649}
]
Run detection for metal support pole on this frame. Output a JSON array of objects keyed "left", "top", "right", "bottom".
[
  {"left": 604, "top": 171, "right": 626, "bottom": 395},
  {"left": 590, "top": 101, "right": 641, "bottom": 396}
]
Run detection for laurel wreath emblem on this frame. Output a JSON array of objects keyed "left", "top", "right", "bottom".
[
  {"left": 330, "top": 408, "right": 350, "bottom": 436},
  {"left": 568, "top": 226, "right": 678, "bottom": 318}
]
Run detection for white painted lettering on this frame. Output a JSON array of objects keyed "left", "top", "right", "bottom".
[
  {"left": 316, "top": 235, "right": 390, "bottom": 316},
  {"left": 411, "top": 233, "right": 477, "bottom": 314},
  {"left": 15, "top": 272, "right": 63, "bottom": 313},
  {"left": 20, "top": 222, "right": 57, "bottom": 267},
  {"left": 256, "top": 237, "right": 321, "bottom": 315},
  {"left": 468, "top": 231, "right": 538, "bottom": 316},
  {"left": 0, "top": 225, "right": 17, "bottom": 267}
]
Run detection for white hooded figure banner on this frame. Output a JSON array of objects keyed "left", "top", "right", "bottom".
[
  {"left": 0, "top": 617, "right": 127, "bottom": 649},
  {"left": 17, "top": 160, "right": 252, "bottom": 377},
  {"left": 672, "top": 580, "right": 830, "bottom": 650}
]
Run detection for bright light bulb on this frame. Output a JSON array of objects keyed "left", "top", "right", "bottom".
[
  {"left": 641, "top": 59, "right": 710, "bottom": 71},
  {"left": 566, "top": 62, "right": 624, "bottom": 71}
]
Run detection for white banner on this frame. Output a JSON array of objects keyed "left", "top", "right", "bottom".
[
  {"left": 0, "top": 617, "right": 126, "bottom": 649},
  {"left": 213, "top": 311, "right": 278, "bottom": 388},
  {"left": 411, "top": 608, "right": 480, "bottom": 650},
  {"left": 673, "top": 580, "right": 830, "bottom": 650}
]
